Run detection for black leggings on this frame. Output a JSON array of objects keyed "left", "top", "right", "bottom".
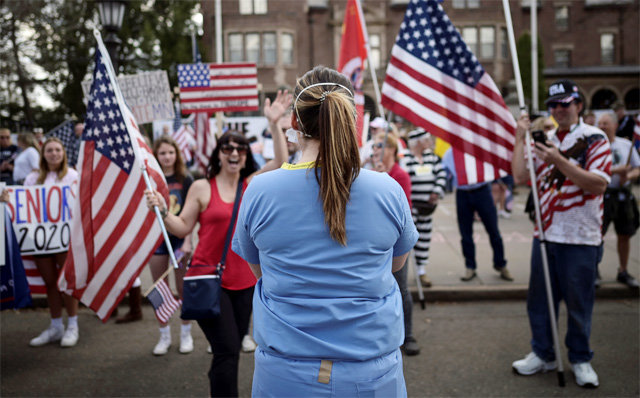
[{"left": 197, "top": 286, "right": 254, "bottom": 397}]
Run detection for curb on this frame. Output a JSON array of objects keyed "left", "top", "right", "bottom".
[{"left": 410, "top": 283, "right": 640, "bottom": 302}]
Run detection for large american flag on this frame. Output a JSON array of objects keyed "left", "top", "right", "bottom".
[
  {"left": 177, "top": 62, "right": 259, "bottom": 113},
  {"left": 381, "top": 0, "right": 515, "bottom": 184},
  {"left": 58, "top": 38, "right": 169, "bottom": 322}
]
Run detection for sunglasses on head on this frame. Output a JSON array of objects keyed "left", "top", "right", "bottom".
[
  {"left": 220, "top": 143, "right": 248, "bottom": 155},
  {"left": 547, "top": 101, "right": 574, "bottom": 109}
]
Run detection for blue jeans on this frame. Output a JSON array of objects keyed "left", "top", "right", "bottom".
[
  {"left": 527, "top": 239, "right": 599, "bottom": 364},
  {"left": 393, "top": 259, "right": 413, "bottom": 340},
  {"left": 455, "top": 185, "right": 506, "bottom": 270}
]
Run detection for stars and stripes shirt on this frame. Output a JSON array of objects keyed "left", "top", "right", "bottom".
[
  {"left": 401, "top": 150, "right": 446, "bottom": 205},
  {"left": 531, "top": 121, "right": 612, "bottom": 246}
]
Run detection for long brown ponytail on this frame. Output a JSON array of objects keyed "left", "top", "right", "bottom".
[{"left": 294, "top": 66, "right": 360, "bottom": 245}]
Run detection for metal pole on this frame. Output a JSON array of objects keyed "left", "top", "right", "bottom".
[
  {"left": 531, "top": 0, "right": 539, "bottom": 113},
  {"left": 354, "top": 0, "right": 385, "bottom": 118},
  {"left": 215, "top": 0, "right": 222, "bottom": 63},
  {"left": 502, "top": 0, "right": 565, "bottom": 386}
]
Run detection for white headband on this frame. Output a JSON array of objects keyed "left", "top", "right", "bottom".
[{"left": 293, "top": 82, "right": 354, "bottom": 135}]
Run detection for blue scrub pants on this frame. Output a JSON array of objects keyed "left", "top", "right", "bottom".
[
  {"left": 455, "top": 184, "right": 507, "bottom": 270},
  {"left": 252, "top": 347, "right": 406, "bottom": 397},
  {"left": 527, "top": 238, "right": 599, "bottom": 364}
]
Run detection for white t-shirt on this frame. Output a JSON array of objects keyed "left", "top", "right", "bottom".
[
  {"left": 531, "top": 121, "right": 612, "bottom": 246},
  {"left": 24, "top": 168, "right": 79, "bottom": 186},
  {"left": 13, "top": 147, "right": 40, "bottom": 182},
  {"left": 609, "top": 137, "right": 640, "bottom": 189}
]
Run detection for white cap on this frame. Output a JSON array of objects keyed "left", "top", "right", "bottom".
[{"left": 369, "top": 117, "right": 388, "bottom": 129}]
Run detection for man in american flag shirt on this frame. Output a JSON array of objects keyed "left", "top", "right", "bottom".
[{"left": 511, "top": 80, "right": 612, "bottom": 389}]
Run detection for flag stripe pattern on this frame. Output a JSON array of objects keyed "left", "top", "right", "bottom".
[
  {"left": 195, "top": 112, "right": 214, "bottom": 175},
  {"left": 381, "top": 0, "right": 515, "bottom": 184},
  {"left": 178, "top": 63, "right": 259, "bottom": 113},
  {"left": 22, "top": 256, "right": 46, "bottom": 295},
  {"left": 634, "top": 116, "right": 640, "bottom": 151},
  {"left": 58, "top": 40, "right": 169, "bottom": 322},
  {"left": 147, "top": 279, "right": 181, "bottom": 324},
  {"left": 173, "top": 124, "right": 195, "bottom": 163}
]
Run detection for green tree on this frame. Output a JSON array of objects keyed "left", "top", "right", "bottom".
[{"left": 516, "top": 31, "right": 545, "bottom": 112}]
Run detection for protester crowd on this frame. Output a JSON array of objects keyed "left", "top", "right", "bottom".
[{"left": 2, "top": 74, "right": 639, "bottom": 395}]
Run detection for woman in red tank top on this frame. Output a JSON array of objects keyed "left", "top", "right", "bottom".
[{"left": 145, "top": 90, "right": 291, "bottom": 397}]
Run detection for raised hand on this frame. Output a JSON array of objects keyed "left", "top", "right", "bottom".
[{"left": 263, "top": 89, "right": 293, "bottom": 124}]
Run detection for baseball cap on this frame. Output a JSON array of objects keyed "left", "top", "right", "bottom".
[
  {"left": 369, "top": 116, "right": 388, "bottom": 129},
  {"left": 545, "top": 79, "right": 581, "bottom": 105},
  {"left": 408, "top": 128, "right": 429, "bottom": 141}
]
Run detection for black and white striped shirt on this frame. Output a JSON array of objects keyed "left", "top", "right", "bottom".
[{"left": 401, "top": 150, "right": 447, "bottom": 205}]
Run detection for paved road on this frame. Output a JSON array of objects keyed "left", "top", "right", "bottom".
[{"left": 2, "top": 299, "right": 638, "bottom": 397}]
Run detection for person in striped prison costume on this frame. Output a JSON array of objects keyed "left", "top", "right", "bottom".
[{"left": 402, "top": 128, "right": 446, "bottom": 287}]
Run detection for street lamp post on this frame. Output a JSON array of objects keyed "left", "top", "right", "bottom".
[{"left": 97, "top": 0, "right": 126, "bottom": 70}]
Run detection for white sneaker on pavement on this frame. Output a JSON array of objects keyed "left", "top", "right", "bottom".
[
  {"left": 512, "top": 352, "right": 557, "bottom": 375},
  {"left": 572, "top": 362, "right": 599, "bottom": 388},
  {"left": 29, "top": 326, "right": 64, "bottom": 347},
  {"left": 153, "top": 334, "right": 172, "bottom": 356},
  {"left": 60, "top": 326, "right": 79, "bottom": 347},
  {"left": 179, "top": 332, "right": 194, "bottom": 354},
  {"left": 241, "top": 334, "right": 257, "bottom": 353}
]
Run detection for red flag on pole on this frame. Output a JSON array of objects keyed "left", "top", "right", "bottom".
[{"left": 338, "top": 0, "right": 368, "bottom": 146}]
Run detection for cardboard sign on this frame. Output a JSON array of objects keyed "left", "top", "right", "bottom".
[
  {"left": 3, "top": 184, "right": 76, "bottom": 255},
  {"left": 82, "top": 70, "right": 174, "bottom": 124}
]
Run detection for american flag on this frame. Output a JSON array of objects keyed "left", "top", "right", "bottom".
[
  {"left": 177, "top": 62, "right": 259, "bottom": 114},
  {"left": 58, "top": 37, "right": 169, "bottom": 322},
  {"left": 634, "top": 116, "right": 640, "bottom": 152},
  {"left": 194, "top": 112, "right": 214, "bottom": 174},
  {"left": 146, "top": 278, "right": 181, "bottom": 324},
  {"left": 47, "top": 120, "right": 79, "bottom": 168},
  {"left": 381, "top": 0, "right": 516, "bottom": 184},
  {"left": 172, "top": 124, "right": 195, "bottom": 164},
  {"left": 22, "top": 256, "right": 46, "bottom": 295}
]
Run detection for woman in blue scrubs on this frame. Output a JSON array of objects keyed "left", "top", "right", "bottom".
[{"left": 233, "top": 66, "right": 418, "bottom": 397}]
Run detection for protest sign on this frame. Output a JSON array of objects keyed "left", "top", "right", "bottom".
[
  {"left": 3, "top": 183, "right": 76, "bottom": 255},
  {"left": 82, "top": 70, "right": 174, "bottom": 124}
]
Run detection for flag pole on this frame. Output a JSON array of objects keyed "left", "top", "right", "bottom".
[
  {"left": 93, "top": 29, "right": 180, "bottom": 271},
  {"left": 502, "top": 0, "right": 565, "bottom": 387},
  {"left": 143, "top": 265, "right": 174, "bottom": 297},
  {"left": 354, "top": 0, "right": 385, "bottom": 118}
]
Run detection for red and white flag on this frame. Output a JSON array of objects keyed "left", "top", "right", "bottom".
[
  {"left": 178, "top": 62, "right": 259, "bottom": 114},
  {"left": 146, "top": 279, "right": 181, "bottom": 324},
  {"left": 338, "top": 0, "right": 368, "bottom": 146},
  {"left": 172, "top": 124, "right": 196, "bottom": 163},
  {"left": 381, "top": 0, "right": 516, "bottom": 185},
  {"left": 194, "top": 112, "right": 215, "bottom": 175},
  {"left": 58, "top": 32, "right": 169, "bottom": 322}
]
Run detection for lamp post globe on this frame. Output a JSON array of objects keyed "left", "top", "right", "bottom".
[{"left": 97, "top": 0, "right": 126, "bottom": 70}]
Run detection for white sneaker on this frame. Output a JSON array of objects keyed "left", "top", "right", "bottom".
[
  {"left": 179, "top": 332, "right": 194, "bottom": 354},
  {"left": 572, "top": 362, "right": 599, "bottom": 388},
  {"left": 241, "top": 334, "right": 257, "bottom": 353},
  {"left": 512, "top": 352, "right": 557, "bottom": 375},
  {"left": 60, "top": 326, "right": 79, "bottom": 347},
  {"left": 153, "top": 334, "right": 172, "bottom": 356},
  {"left": 499, "top": 210, "right": 511, "bottom": 219},
  {"left": 29, "top": 326, "right": 64, "bottom": 347}
]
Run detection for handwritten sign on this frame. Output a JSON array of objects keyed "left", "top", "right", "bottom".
[
  {"left": 82, "top": 70, "right": 174, "bottom": 124},
  {"left": 3, "top": 184, "right": 76, "bottom": 255}
]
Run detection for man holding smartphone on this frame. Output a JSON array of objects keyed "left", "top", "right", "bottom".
[{"left": 510, "top": 80, "right": 612, "bottom": 388}]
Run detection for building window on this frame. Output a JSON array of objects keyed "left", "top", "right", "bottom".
[
  {"left": 262, "top": 32, "right": 277, "bottom": 65},
  {"left": 480, "top": 26, "right": 495, "bottom": 59},
  {"left": 240, "top": 0, "right": 267, "bottom": 15},
  {"left": 281, "top": 33, "right": 294, "bottom": 65},
  {"left": 229, "top": 33, "right": 244, "bottom": 62},
  {"left": 245, "top": 33, "right": 260, "bottom": 63},
  {"left": 600, "top": 33, "right": 615, "bottom": 65},
  {"left": 555, "top": 6, "right": 568, "bottom": 31},
  {"left": 462, "top": 27, "right": 478, "bottom": 55},
  {"left": 500, "top": 27, "right": 508, "bottom": 59},
  {"left": 553, "top": 49, "right": 571, "bottom": 67},
  {"left": 453, "top": 0, "right": 480, "bottom": 8},
  {"left": 369, "top": 34, "right": 381, "bottom": 70}
]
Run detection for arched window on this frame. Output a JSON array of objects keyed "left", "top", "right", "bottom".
[
  {"left": 590, "top": 89, "right": 617, "bottom": 110},
  {"left": 624, "top": 88, "right": 639, "bottom": 110}
]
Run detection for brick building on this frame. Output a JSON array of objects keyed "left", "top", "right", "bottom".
[{"left": 201, "top": 0, "right": 639, "bottom": 116}]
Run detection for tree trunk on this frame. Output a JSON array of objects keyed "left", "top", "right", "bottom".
[{"left": 9, "top": 15, "right": 34, "bottom": 130}]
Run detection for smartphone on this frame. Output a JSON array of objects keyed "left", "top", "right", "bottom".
[{"left": 531, "top": 130, "right": 548, "bottom": 147}]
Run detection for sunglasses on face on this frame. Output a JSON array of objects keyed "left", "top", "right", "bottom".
[
  {"left": 220, "top": 143, "right": 248, "bottom": 155},
  {"left": 547, "top": 101, "right": 574, "bottom": 109},
  {"left": 372, "top": 142, "right": 384, "bottom": 149}
]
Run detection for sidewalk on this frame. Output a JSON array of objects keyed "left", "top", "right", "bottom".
[{"left": 404, "top": 185, "right": 640, "bottom": 302}]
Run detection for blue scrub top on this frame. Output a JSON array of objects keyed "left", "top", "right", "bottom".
[{"left": 233, "top": 162, "right": 418, "bottom": 361}]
